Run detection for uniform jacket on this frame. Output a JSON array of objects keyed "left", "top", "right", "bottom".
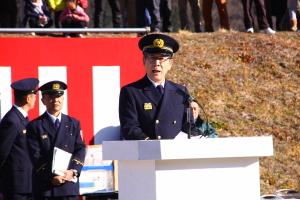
[
  {"left": 0, "top": 106, "right": 32, "bottom": 193},
  {"left": 59, "top": 5, "right": 89, "bottom": 22},
  {"left": 119, "top": 75, "right": 199, "bottom": 140},
  {"left": 26, "top": 112, "right": 86, "bottom": 197}
]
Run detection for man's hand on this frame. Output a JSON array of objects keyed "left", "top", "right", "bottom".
[
  {"left": 51, "top": 175, "right": 66, "bottom": 186},
  {"left": 60, "top": 170, "right": 74, "bottom": 182}
]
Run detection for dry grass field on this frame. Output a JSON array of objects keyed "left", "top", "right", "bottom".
[
  {"left": 1, "top": 30, "right": 299, "bottom": 195},
  {"left": 167, "top": 30, "right": 300, "bottom": 195}
]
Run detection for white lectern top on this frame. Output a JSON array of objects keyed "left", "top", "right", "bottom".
[{"left": 103, "top": 136, "right": 273, "bottom": 160}]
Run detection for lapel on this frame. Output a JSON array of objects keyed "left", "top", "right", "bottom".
[
  {"left": 54, "top": 114, "right": 72, "bottom": 146},
  {"left": 141, "top": 76, "right": 161, "bottom": 106},
  {"left": 11, "top": 106, "right": 29, "bottom": 126},
  {"left": 41, "top": 112, "right": 57, "bottom": 139},
  {"left": 157, "top": 79, "right": 176, "bottom": 117}
]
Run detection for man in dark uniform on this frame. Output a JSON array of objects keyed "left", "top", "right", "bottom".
[
  {"left": 26, "top": 81, "right": 86, "bottom": 200},
  {"left": 0, "top": 78, "right": 39, "bottom": 200},
  {"left": 119, "top": 34, "right": 201, "bottom": 140}
]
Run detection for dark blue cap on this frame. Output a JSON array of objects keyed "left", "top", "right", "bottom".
[
  {"left": 138, "top": 34, "right": 179, "bottom": 55},
  {"left": 10, "top": 78, "right": 39, "bottom": 94},
  {"left": 39, "top": 80, "right": 67, "bottom": 96}
]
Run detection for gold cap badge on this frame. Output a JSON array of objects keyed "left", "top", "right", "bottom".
[
  {"left": 52, "top": 84, "right": 60, "bottom": 90},
  {"left": 153, "top": 39, "right": 164, "bottom": 48}
]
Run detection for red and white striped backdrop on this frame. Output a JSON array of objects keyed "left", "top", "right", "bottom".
[{"left": 0, "top": 37, "right": 146, "bottom": 145}]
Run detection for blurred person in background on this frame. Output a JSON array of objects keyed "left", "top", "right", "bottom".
[
  {"left": 60, "top": 0, "right": 89, "bottom": 37},
  {"left": 48, "top": 0, "right": 65, "bottom": 28},
  {"left": 160, "top": 0, "right": 172, "bottom": 32},
  {"left": 94, "top": 0, "right": 122, "bottom": 28},
  {"left": 202, "top": 0, "right": 230, "bottom": 32},
  {"left": 190, "top": 101, "right": 218, "bottom": 138},
  {"left": 77, "top": 0, "right": 89, "bottom": 32},
  {"left": 145, "top": 8, "right": 152, "bottom": 27},
  {"left": 0, "top": 0, "right": 18, "bottom": 27},
  {"left": 287, "top": 0, "right": 299, "bottom": 31},
  {"left": 279, "top": 0, "right": 300, "bottom": 31},
  {"left": 77, "top": 0, "right": 88, "bottom": 10},
  {"left": 120, "top": 0, "right": 136, "bottom": 27},
  {"left": 241, "top": 0, "right": 276, "bottom": 34},
  {"left": 264, "top": 0, "right": 274, "bottom": 29},
  {"left": 272, "top": 0, "right": 287, "bottom": 30},
  {"left": 136, "top": 0, "right": 161, "bottom": 34},
  {"left": 178, "top": 0, "right": 203, "bottom": 32},
  {"left": 23, "top": 0, "right": 53, "bottom": 35}
]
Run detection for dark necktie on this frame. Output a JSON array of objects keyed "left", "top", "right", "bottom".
[
  {"left": 55, "top": 118, "right": 60, "bottom": 130},
  {"left": 156, "top": 85, "right": 164, "bottom": 96}
]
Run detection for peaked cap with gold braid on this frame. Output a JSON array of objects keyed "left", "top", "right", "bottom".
[
  {"left": 11, "top": 78, "right": 39, "bottom": 95},
  {"left": 138, "top": 34, "right": 179, "bottom": 55},
  {"left": 39, "top": 80, "right": 67, "bottom": 96}
]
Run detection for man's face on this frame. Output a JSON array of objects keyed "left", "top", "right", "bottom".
[
  {"left": 143, "top": 53, "right": 173, "bottom": 84},
  {"left": 190, "top": 101, "right": 200, "bottom": 120},
  {"left": 41, "top": 94, "right": 64, "bottom": 114},
  {"left": 27, "top": 94, "right": 37, "bottom": 110}
]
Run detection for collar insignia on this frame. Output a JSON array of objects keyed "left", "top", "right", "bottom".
[
  {"left": 144, "top": 103, "right": 152, "bottom": 110},
  {"left": 41, "top": 135, "right": 48, "bottom": 139}
]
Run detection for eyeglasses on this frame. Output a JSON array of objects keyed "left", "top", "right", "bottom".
[{"left": 147, "top": 56, "right": 171, "bottom": 64}]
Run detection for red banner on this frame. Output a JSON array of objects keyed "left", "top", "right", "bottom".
[{"left": 0, "top": 37, "right": 146, "bottom": 145}]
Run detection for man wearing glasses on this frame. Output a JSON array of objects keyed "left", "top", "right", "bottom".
[{"left": 119, "top": 34, "right": 200, "bottom": 140}]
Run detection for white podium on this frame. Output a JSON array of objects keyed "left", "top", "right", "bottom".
[{"left": 103, "top": 137, "right": 273, "bottom": 200}]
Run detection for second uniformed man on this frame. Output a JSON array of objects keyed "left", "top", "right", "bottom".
[
  {"left": 26, "top": 80, "right": 86, "bottom": 200},
  {"left": 119, "top": 34, "right": 200, "bottom": 140},
  {"left": 0, "top": 78, "right": 39, "bottom": 200}
]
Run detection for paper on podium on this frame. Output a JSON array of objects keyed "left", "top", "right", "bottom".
[
  {"left": 174, "top": 131, "right": 204, "bottom": 139},
  {"left": 52, "top": 147, "right": 72, "bottom": 176}
]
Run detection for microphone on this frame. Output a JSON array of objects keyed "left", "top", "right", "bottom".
[{"left": 176, "top": 88, "right": 197, "bottom": 102}]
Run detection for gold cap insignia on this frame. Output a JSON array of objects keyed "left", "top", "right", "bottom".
[
  {"left": 52, "top": 84, "right": 60, "bottom": 90},
  {"left": 153, "top": 39, "right": 164, "bottom": 48},
  {"left": 144, "top": 103, "right": 152, "bottom": 110}
]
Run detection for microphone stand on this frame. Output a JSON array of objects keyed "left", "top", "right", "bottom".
[
  {"left": 182, "top": 97, "right": 192, "bottom": 139},
  {"left": 183, "top": 97, "right": 209, "bottom": 139},
  {"left": 177, "top": 88, "right": 209, "bottom": 139}
]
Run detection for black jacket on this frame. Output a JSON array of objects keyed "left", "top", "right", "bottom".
[{"left": 0, "top": 106, "right": 32, "bottom": 193}]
